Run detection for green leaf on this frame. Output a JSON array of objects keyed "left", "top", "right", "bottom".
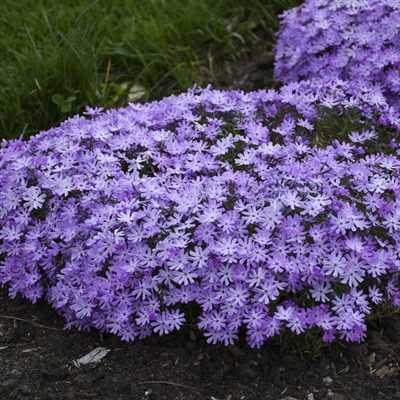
[
  {"left": 65, "top": 95, "right": 77, "bottom": 102},
  {"left": 51, "top": 94, "right": 64, "bottom": 106},
  {"left": 61, "top": 102, "right": 72, "bottom": 113}
]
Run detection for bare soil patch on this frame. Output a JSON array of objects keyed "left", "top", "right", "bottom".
[{"left": 0, "top": 290, "right": 399, "bottom": 400}]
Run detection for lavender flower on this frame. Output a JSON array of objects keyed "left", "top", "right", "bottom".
[
  {"left": 274, "top": 0, "right": 400, "bottom": 109},
  {"left": 0, "top": 82, "right": 399, "bottom": 348}
]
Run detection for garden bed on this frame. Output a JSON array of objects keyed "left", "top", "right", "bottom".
[{"left": 0, "top": 34, "right": 399, "bottom": 400}]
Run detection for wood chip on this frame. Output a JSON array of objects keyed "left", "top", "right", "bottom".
[
  {"left": 363, "top": 352, "right": 376, "bottom": 369},
  {"left": 368, "top": 331, "right": 388, "bottom": 349},
  {"left": 375, "top": 365, "right": 400, "bottom": 378},
  {"left": 21, "top": 348, "right": 39, "bottom": 353},
  {"left": 228, "top": 345, "right": 244, "bottom": 359},
  {"left": 76, "top": 347, "right": 110, "bottom": 365}
]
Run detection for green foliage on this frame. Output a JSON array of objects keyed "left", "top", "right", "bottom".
[
  {"left": 51, "top": 94, "right": 77, "bottom": 113},
  {"left": 367, "top": 302, "right": 400, "bottom": 325},
  {"left": 0, "top": 0, "right": 302, "bottom": 140},
  {"left": 277, "top": 327, "right": 329, "bottom": 360}
]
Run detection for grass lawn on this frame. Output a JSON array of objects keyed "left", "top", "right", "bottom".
[{"left": 0, "top": 0, "right": 302, "bottom": 141}]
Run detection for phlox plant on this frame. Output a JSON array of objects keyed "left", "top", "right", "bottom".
[
  {"left": 0, "top": 81, "right": 400, "bottom": 349},
  {"left": 274, "top": 0, "right": 400, "bottom": 109}
]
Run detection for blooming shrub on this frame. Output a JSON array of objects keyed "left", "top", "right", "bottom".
[
  {"left": 274, "top": 0, "right": 400, "bottom": 108},
  {"left": 0, "top": 81, "right": 400, "bottom": 348}
]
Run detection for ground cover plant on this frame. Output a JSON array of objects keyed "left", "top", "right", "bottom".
[
  {"left": 0, "top": 0, "right": 301, "bottom": 141},
  {"left": 1, "top": 2, "right": 400, "bottom": 398},
  {"left": 274, "top": 0, "right": 400, "bottom": 109},
  {"left": 1, "top": 79, "right": 400, "bottom": 351},
  {"left": 1, "top": 0, "right": 400, "bottom": 362}
]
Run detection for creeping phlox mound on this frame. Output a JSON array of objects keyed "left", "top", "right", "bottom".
[
  {"left": 0, "top": 82, "right": 400, "bottom": 348},
  {"left": 274, "top": 0, "right": 400, "bottom": 108}
]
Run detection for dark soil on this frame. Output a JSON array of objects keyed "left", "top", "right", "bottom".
[
  {"left": 1, "top": 32, "right": 400, "bottom": 400},
  {"left": 1, "top": 288, "right": 400, "bottom": 400}
]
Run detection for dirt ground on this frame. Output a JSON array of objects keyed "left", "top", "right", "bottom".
[
  {"left": 0, "top": 31, "right": 400, "bottom": 400},
  {"left": 0, "top": 288, "right": 400, "bottom": 400}
]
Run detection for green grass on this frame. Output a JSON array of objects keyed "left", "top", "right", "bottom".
[{"left": 0, "top": 0, "right": 302, "bottom": 140}]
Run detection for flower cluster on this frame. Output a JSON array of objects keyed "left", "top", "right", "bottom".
[
  {"left": 1, "top": 81, "right": 399, "bottom": 348},
  {"left": 274, "top": 0, "right": 400, "bottom": 108}
]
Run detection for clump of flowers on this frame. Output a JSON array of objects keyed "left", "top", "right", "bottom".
[
  {"left": 274, "top": 0, "right": 400, "bottom": 108},
  {"left": 0, "top": 81, "right": 399, "bottom": 348}
]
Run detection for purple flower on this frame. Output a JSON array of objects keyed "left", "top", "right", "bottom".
[
  {"left": 151, "top": 311, "right": 172, "bottom": 336},
  {"left": 262, "top": 316, "right": 282, "bottom": 339},
  {"left": 22, "top": 187, "right": 46, "bottom": 211},
  {"left": 368, "top": 285, "right": 383, "bottom": 304},
  {"left": 274, "top": 0, "right": 400, "bottom": 109},
  {"left": 322, "top": 251, "right": 345, "bottom": 278},
  {"left": 309, "top": 280, "right": 333, "bottom": 303},
  {"left": 219, "top": 328, "right": 239, "bottom": 346},
  {"left": 71, "top": 295, "right": 95, "bottom": 319},
  {"left": 287, "top": 310, "right": 307, "bottom": 335},
  {"left": 0, "top": 82, "right": 399, "bottom": 348},
  {"left": 253, "top": 278, "right": 283, "bottom": 305},
  {"left": 226, "top": 283, "right": 250, "bottom": 308},
  {"left": 340, "top": 258, "right": 365, "bottom": 287}
]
